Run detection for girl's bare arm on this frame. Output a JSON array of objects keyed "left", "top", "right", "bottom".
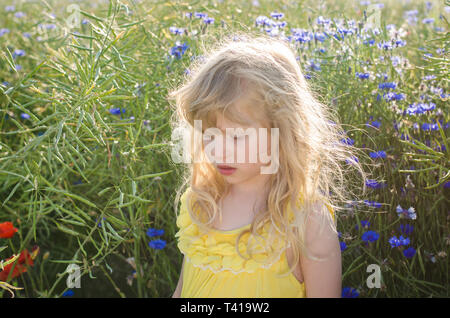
[{"left": 171, "top": 256, "right": 185, "bottom": 298}]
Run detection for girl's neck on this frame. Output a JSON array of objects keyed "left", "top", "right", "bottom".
[{"left": 228, "top": 175, "right": 271, "bottom": 198}]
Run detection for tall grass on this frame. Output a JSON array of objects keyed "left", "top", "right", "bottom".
[{"left": 0, "top": 0, "right": 448, "bottom": 297}]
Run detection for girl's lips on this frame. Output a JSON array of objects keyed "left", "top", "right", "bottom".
[
  {"left": 216, "top": 165, "right": 237, "bottom": 176},
  {"left": 217, "top": 165, "right": 235, "bottom": 169}
]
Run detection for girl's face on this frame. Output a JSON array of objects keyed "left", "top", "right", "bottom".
[{"left": 202, "top": 107, "right": 274, "bottom": 189}]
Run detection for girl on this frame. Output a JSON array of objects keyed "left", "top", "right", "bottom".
[{"left": 168, "top": 32, "right": 367, "bottom": 298}]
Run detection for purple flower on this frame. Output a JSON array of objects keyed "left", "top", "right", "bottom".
[
  {"left": 342, "top": 287, "right": 359, "bottom": 298},
  {"left": 340, "top": 241, "right": 347, "bottom": 251},
  {"left": 362, "top": 230, "right": 379, "bottom": 243},
  {"left": 20, "top": 113, "right": 30, "bottom": 119},
  {"left": 149, "top": 239, "right": 166, "bottom": 250},
  {"left": 0, "top": 28, "right": 10, "bottom": 37},
  {"left": 403, "top": 247, "right": 416, "bottom": 258},
  {"left": 14, "top": 11, "right": 25, "bottom": 18}
]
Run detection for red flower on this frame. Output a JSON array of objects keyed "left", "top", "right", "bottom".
[
  {"left": 0, "top": 222, "right": 18, "bottom": 239},
  {"left": 0, "top": 246, "right": 39, "bottom": 282}
]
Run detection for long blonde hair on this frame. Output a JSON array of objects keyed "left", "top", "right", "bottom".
[{"left": 168, "top": 30, "right": 370, "bottom": 275}]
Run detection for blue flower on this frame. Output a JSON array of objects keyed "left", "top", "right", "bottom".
[
  {"left": 383, "top": 92, "right": 405, "bottom": 101},
  {"left": 369, "top": 151, "right": 387, "bottom": 159},
  {"left": 366, "top": 179, "right": 386, "bottom": 189},
  {"left": 170, "top": 41, "right": 189, "bottom": 59},
  {"left": 203, "top": 17, "right": 214, "bottom": 24},
  {"left": 339, "top": 241, "right": 347, "bottom": 251},
  {"left": 363, "top": 200, "right": 382, "bottom": 208},
  {"left": 146, "top": 228, "right": 165, "bottom": 237},
  {"left": 345, "top": 156, "right": 359, "bottom": 165},
  {"left": 377, "top": 41, "right": 393, "bottom": 50},
  {"left": 396, "top": 205, "right": 416, "bottom": 220},
  {"left": 255, "top": 16, "right": 270, "bottom": 26},
  {"left": 356, "top": 72, "right": 370, "bottom": 79},
  {"left": 341, "top": 138, "right": 355, "bottom": 145},
  {"left": 270, "top": 11, "right": 284, "bottom": 20},
  {"left": 378, "top": 82, "right": 397, "bottom": 90},
  {"left": 357, "top": 220, "right": 371, "bottom": 230},
  {"left": 363, "top": 39, "right": 375, "bottom": 46},
  {"left": 20, "top": 113, "right": 30, "bottom": 119},
  {"left": 405, "top": 102, "right": 436, "bottom": 115},
  {"left": 388, "top": 235, "right": 410, "bottom": 248},
  {"left": 366, "top": 120, "right": 381, "bottom": 129},
  {"left": 398, "top": 224, "right": 414, "bottom": 235},
  {"left": 316, "top": 16, "right": 331, "bottom": 25},
  {"left": 96, "top": 217, "right": 106, "bottom": 228},
  {"left": 109, "top": 107, "right": 126, "bottom": 115},
  {"left": 314, "top": 32, "right": 327, "bottom": 42},
  {"left": 62, "top": 289, "right": 74, "bottom": 297},
  {"left": 342, "top": 287, "right": 359, "bottom": 298},
  {"left": 362, "top": 230, "right": 379, "bottom": 243},
  {"left": 12, "top": 49, "right": 26, "bottom": 59},
  {"left": 194, "top": 12, "right": 208, "bottom": 19},
  {"left": 169, "top": 26, "right": 185, "bottom": 35},
  {"left": 149, "top": 239, "right": 166, "bottom": 250},
  {"left": 403, "top": 247, "right": 416, "bottom": 258}
]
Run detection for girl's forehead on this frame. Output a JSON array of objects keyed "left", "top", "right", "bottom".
[{"left": 214, "top": 93, "right": 269, "bottom": 128}]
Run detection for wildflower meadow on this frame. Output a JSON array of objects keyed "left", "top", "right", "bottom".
[{"left": 0, "top": 0, "right": 448, "bottom": 298}]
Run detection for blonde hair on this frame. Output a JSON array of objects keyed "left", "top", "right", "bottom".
[{"left": 168, "top": 30, "right": 370, "bottom": 276}]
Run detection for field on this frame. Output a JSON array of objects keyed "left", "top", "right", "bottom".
[{"left": 0, "top": 0, "right": 448, "bottom": 298}]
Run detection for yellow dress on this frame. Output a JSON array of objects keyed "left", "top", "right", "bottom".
[{"left": 175, "top": 187, "right": 335, "bottom": 298}]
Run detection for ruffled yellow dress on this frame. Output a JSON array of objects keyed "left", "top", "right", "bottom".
[{"left": 175, "top": 187, "right": 335, "bottom": 298}]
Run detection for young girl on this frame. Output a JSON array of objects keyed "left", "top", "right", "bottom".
[{"left": 168, "top": 32, "right": 367, "bottom": 298}]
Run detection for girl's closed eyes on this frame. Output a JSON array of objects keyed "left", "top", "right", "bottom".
[{"left": 169, "top": 32, "right": 368, "bottom": 298}]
